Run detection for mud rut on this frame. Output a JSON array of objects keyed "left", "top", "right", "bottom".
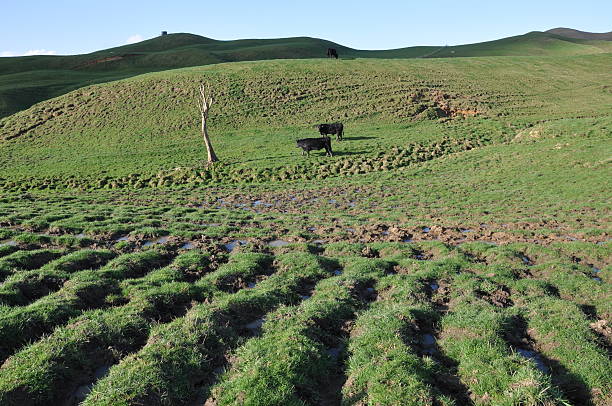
[{"left": 0, "top": 230, "right": 609, "bottom": 406}]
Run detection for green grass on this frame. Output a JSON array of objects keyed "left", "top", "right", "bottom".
[
  {"left": 1, "top": 54, "right": 610, "bottom": 190},
  {"left": 0, "top": 42, "right": 609, "bottom": 405},
  {"left": 2, "top": 30, "right": 610, "bottom": 118}
]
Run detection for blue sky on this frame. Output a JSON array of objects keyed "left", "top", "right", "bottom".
[{"left": 2, "top": 1, "right": 610, "bottom": 56}]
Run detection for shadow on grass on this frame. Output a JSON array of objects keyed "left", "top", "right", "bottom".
[
  {"left": 331, "top": 150, "right": 367, "bottom": 157},
  {"left": 506, "top": 315, "right": 595, "bottom": 406},
  {"left": 342, "top": 136, "right": 377, "bottom": 141}
]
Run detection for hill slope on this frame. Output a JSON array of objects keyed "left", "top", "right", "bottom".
[
  {"left": 1, "top": 30, "right": 611, "bottom": 119},
  {"left": 0, "top": 53, "right": 610, "bottom": 191},
  {"left": 420, "top": 31, "right": 612, "bottom": 58},
  {"left": 546, "top": 27, "right": 612, "bottom": 41}
]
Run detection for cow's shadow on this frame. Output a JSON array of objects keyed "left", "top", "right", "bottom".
[
  {"left": 241, "top": 155, "right": 295, "bottom": 163},
  {"left": 331, "top": 150, "right": 366, "bottom": 156},
  {"left": 342, "top": 136, "right": 376, "bottom": 141}
]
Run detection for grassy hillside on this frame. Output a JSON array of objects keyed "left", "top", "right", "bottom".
[
  {"left": 547, "top": 27, "right": 612, "bottom": 41},
  {"left": 0, "top": 51, "right": 610, "bottom": 405},
  {"left": 423, "top": 31, "right": 612, "bottom": 58},
  {"left": 1, "top": 54, "right": 610, "bottom": 185},
  {"left": 1, "top": 31, "right": 611, "bottom": 118}
]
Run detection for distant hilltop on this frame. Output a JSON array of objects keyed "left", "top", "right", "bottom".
[
  {"left": 546, "top": 28, "right": 612, "bottom": 41},
  {"left": 1, "top": 27, "right": 611, "bottom": 119}
]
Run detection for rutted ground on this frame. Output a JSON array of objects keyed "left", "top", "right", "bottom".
[
  {"left": 0, "top": 51, "right": 610, "bottom": 406},
  {"left": 0, "top": 220, "right": 609, "bottom": 405}
]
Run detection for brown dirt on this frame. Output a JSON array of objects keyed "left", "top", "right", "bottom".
[
  {"left": 477, "top": 286, "right": 513, "bottom": 308},
  {"left": 430, "top": 90, "right": 481, "bottom": 118},
  {"left": 589, "top": 319, "right": 612, "bottom": 346}
]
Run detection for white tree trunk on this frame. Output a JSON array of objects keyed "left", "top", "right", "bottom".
[{"left": 198, "top": 83, "right": 218, "bottom": 165}]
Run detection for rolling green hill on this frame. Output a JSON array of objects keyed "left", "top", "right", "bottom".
[
  {"left": 1, "top": 30, "right": 611, "bottom": 119},
  {"left": 1, "top": 53, "right": 610, "bottom": 189},
  {"left": 0, "top": 36, "right": 610, "bottom": 406},
  {"left": 546, "top": 27, "right": 612, "bottom": 41},
  {"left": 420, "top": 31, "right": 612, "bottom": 58}
]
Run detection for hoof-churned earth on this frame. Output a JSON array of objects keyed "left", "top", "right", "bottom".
[{"left": 0, "top": 40, "right": 610, "bottom": 405}]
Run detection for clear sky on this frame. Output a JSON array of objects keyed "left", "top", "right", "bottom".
[{"left": 1, "top": 0, "right": 610, "bottom": 56}]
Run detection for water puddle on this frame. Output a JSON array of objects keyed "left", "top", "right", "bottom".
[
  {"left": 402, "top": 238, "right": 413, "bottom": 243},
  {"left": 75, "top": 233, "right": 86, "bottom": 238},
  {"left": 299, "top": 294, "right": 311, "bottom": 300},
  {"left": 225, "top": 240, "right": 248, "bottom": 252},
  {"left": 460, "top": 228, "right": 473, "bottom": 233},
  {"left": 516, "top": 348, "right": 550, "bottom": 373},
  {"left": 244, "top": 318, "right": 264, "bottom": 334},
  {"left": 422, "top": 227, "right": 431, "bottom": 233},
  {"left": 115, "top": 235, "right": 129, "bottom": 242},
  {"left": 312, "top": 239, "right": 326, "bottom": 245},
  {"left": 593, "top": 277, "right": 602, "bottom": 283},
  {"left": 592, "top": 267, "right": 601, "bottom": 273},
  {"left": 0, "top": 240, "right": 17, "bottom": 246},
  {"left": 307, "top": 227, "right": 316, "bottom": 232},
  {"left": 430, "top": 283, "right": 439, "bottom": 291},
  {"left": 143, "top": 236, "right": 170, "bottom": 247},
  {"left": 326, "top": 345, "right": 344, "bottom": 361},
  {"left": 421, "top": 334, "right": 438, "bottom": 356},
  {"left": 521, "top": 256, "right": 533, "bottom": 266},
  {"left": 180, "top": 242, "right": 195, "bottom": 250},
  {"left": 415, "top": 253, "right": 427, "bottom": 260},
  {"left": 247, "top": 282, "right": 257, "bottom": 289},
  {"left": 67, "top": 365, "right": 111, "bottom": 404},
  {"left": 333, "top": 269, "right": 343, "bottom": 276},
  {"left": 253, "top": 200, "right": 273, "bottom": 207},
  {"left": 268, "top": 240, "right": 290, "bottom": 247}
]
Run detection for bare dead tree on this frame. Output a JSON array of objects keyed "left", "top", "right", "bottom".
[{"left": 197, "top": 82, "right": 219, "bottom": 165}]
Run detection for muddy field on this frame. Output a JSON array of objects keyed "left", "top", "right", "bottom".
[
  {"left": 0, "top": 205, "right": 610, "bottom": 406},
  {"left": 0, "top": 52, "right": 610, "bottom": 405}
]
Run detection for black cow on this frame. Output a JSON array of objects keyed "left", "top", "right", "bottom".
[
  {"left": 315, "top": 122, "right": 343, "bottom": 141},
  {"left": 296, "top": 136, "right": 333, "bottom": 157},
  {"left": 327, "top": 48, "right": 338, "bottom": 59}
]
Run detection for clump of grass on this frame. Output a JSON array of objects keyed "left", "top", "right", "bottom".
[
  {"left": 83, "top": 252, "right": 333, "bottom": 405},
  {"left": 13, "top": 232, "right": 52, "bottom": 245},
  {"left": 199, "top": 251, "right": 272, "bottom": 292},
  {"left": 0, "top": 250, "right": 168, "bottom": 361},
  {"left": 0, "top": 251, "right": 214, "bottom": 406},
  {"left": 343, "top": 272, "right": 447, "bottom": 405},
  {"left": 0, "top": 244, "right": 18, "bottom": 258},
  {"left": 0, "top": 249, "right": 115, "bottom": 306},
  {"left": 209, "top": 257, "right": 390, "bottom": 405},
  {"left": 522, "top": 296, "right": 612, "bottom": 405},
  {"left": 0, "top": 248, "right": 64, "bottom": 282},
  {"left": 438, "top": 297, "right": 565, "bottom": 405}
]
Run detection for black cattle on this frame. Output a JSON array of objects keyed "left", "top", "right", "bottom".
[
  {"left": 327, "top": 48, "right": 338, "bottom": 59},
  {"left": 315, "top": 122, "right": 343, "bottom": 141},
  {"left": 296, "top": 136, "right": 333, "bottom": 157}
]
